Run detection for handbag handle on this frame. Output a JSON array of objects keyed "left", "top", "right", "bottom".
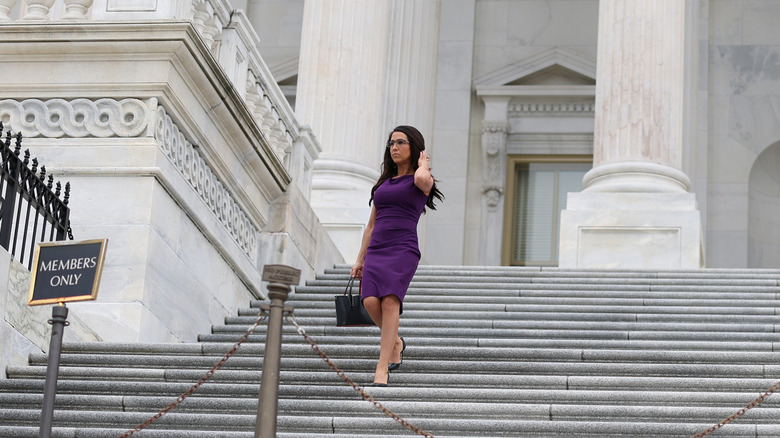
[{"left": 344, "top": 277, "right": 361, "bottom": 297}]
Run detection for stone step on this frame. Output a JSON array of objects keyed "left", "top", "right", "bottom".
[
  {"left": 2, "top": 398, "right": 779, "bottom": 426},
  {"left": 2, "top": 371, "right": 779, "bottom": 399},
  {"left": 230, "top": 312, "right": 780, "bottom": 324},
  {"left": 306, "top": 276, "right": 780, "bottom": 288},
  {"left": 299, "top": 282, "right": 780, "bottom": 294},
  {"left": 223, "top": 316, "right": 780, "bottom": 333},
  {"left": 198, "top": 334, "right": 778, "bottom": 351},
  {"left": 34, "top": 327, "right": 780, "bottom": 355},
  {"left": 289, "top": 290, "right": 780, "bottom": 303},
  {"left": 19, "top": 346, "right": 780, "bottom": 367},
  {"left": 1, "top": 392, "right": 774, "bottom": 417},
  {"left": 324, "top": 265, "right": 780, "bottom": 278},
  {"left": 2, "top": 266, "right": 780, "bottom": 437},
  {"left": 241, "top": 335, "right": 780, "bottom": 350},
  {"left": 220, "top": 315, "right": 780, "bottom": 330},
  {"left": 287, "top": 297, "right": 780, "bottom": 310},
  {"left": 3, "top": 367, "right": 779, "bottom": 394},
  {"left": 2, "top": 421, "right": 774, "bottom": 438},
  {"left": 7, "top": 358, "right": 780, "bottom": 383}
]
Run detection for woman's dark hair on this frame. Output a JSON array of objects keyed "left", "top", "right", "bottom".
[{"left": 369, "top": 125, "right": 444, "bottom": 212}]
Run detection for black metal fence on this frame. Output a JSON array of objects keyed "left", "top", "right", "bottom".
[{"left": 0, "top": 122, "right": 72, "bottom": 270}]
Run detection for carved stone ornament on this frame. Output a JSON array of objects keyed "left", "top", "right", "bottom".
[
  {"left": 482, "top": 186, "right": 503, "bottom": 208},
  {"left": 155, "top": 105, "right": 259, "bottom": 258},
  {"left": 0, "top": 98, "right": 149, "bottom": 138},
  {"left": 481, "top": 120, "right": 509, "bottom": 200}
]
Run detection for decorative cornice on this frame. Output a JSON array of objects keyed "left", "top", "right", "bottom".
[
  {"left": 509, "top": 102, "right": 594, "bottom": 117},
  {"left": 155, "top": 105, "right": 259, "bottom": 257},
  {"left": 481, "top": 120, "right": 510, "bottom": 133},
  {"left": 0, "top": 97, "right": 260, "bottom": 259},
  {"left": 0, "top": 98, "right": 149, "bottom": 138}
]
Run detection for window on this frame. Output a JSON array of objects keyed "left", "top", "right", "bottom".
[{"left": 503, "top": 157, "right": 591, "bottom": 266}]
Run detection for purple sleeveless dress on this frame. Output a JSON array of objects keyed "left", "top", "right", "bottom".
[{"left": 361, "top": 175, "right": 429, "bottom": 314}]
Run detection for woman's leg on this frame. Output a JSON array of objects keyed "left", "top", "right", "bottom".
[
  {"left": 363, "top": 297, "right": 383, "bottom": 328},
  {"left": 373, "top": 295, "right": 401, "bottom": 384},
  {"left": 363, "top": 296, "right": 404, "bottom": 384}
]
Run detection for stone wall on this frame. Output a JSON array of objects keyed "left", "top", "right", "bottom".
[{"left": 0, "top": 251, "right": 99, "bottom": 378}]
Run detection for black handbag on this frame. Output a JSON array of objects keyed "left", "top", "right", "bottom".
[{"left": 335, "top": 277, "right": 375, "bottom": 327}]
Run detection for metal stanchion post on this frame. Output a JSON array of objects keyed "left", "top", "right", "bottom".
[
  {"left": 39, "top": 304, "right": 69, "bottom": 438},
  {"left": 255, "top": 281, "right": 290, "bottom": 438}
]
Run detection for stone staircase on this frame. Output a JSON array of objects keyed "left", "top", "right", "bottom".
[{"left": 2, "top": 265, "right": 780, "bottom": 437}]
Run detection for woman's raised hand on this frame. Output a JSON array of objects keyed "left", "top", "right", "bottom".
[{"left": 418, "top": 150, "right": 431, "bottom": 171}]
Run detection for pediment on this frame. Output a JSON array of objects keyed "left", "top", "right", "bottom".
[{"left": 474, "top": 47, "right": 596, "bottom": 88}]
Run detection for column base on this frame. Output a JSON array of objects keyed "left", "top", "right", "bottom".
[
  {"left": 310, "top": 192, "right": 373, "bottom": 263},
  {"left": 559, "top": 191, "right": 704, "bottom": 269},
  {"left": 311, "top": 160, "right": 378, "bottom": 262}
]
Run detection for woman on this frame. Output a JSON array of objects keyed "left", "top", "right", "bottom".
[{"left": 350, "top": 125, "right": 444, "bottom": 386}]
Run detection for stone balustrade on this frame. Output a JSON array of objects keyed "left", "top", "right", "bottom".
[{"left": 0, "top": 0, "right": 319, "bottom": 196}]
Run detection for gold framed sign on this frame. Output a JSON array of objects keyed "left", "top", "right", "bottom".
[
  {"left": 262, "top": 264, "right": 301, "bottom": 286},
  {"left": 28, "top": 238, "right": 108, "bottom": 306}
]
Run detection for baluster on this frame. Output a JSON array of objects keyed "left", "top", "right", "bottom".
[
  {"left": 47, "top": 174, "right": 54, "bottom": 190},
  {"left": 191, "top": 2, "right": 210, "bottom": 36},
  {"left": 245, "top": 78, "right": 260, "bottom": 115},
  {"left": 21, "top": 0, "right": 55, "bottom": 20},
  {"left": 62, "top": 0, "right": 93, "bottom": 20},
  {"left": 201, "top": 16, "right": 220, "bottom": 50},
  {"left": 0, "top": 0, "right": 15, "bottom": 22}
]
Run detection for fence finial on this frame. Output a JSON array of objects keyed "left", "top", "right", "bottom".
[{"left": 0, "top": 127, "right": 73, "bottom": 268}]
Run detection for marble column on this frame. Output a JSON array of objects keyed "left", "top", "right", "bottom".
[
  {"left": 296, "top": 0, "right": 390, "bottom": 187},
  {"left": 559, "top": 0, "right": 703, "bottom": 269},
  {"left": 296, "top": 0, "right": 441, "bottom": 261},
  {"left": 382, "top": 0, "right": 440, "bottom": 139},
  {"left": 383, "top": 0, "right": 441, "bottom": 262}
]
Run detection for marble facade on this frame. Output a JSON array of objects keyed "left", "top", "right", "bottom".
[
  {"left": 252, "top": 0, "right": 778, "bottom": 270},
  {"left": 2, "top": 0, "right": 780, "bottom": 372},
  {"left": 0, "top": 0, "right": 342, "bottom": 370}
]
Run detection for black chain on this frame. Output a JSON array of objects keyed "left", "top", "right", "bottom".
[
  {"left": 114, "top": 311, "right": 268, "bottom": 438},
  {"left": 287, "top": 315, "right": 435, "bottom": 437},
  {"left": 691, "top": 381, "right": 780, "bottom": 437}
]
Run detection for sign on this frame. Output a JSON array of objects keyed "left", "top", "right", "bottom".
[
  {"left": 28, "top": 239, "right": 108, "bottom": 306},
  {"left": 262, "top": 264, "right": 301, "bottom": 286}
]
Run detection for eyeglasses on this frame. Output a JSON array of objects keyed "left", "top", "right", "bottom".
[{"left": 386, "top": 139, "right": 410, "bottom": 148}]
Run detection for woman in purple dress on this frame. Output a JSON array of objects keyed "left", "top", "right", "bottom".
[{"left": 350, "top": 125, "right": 444, "bottom": 386}]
